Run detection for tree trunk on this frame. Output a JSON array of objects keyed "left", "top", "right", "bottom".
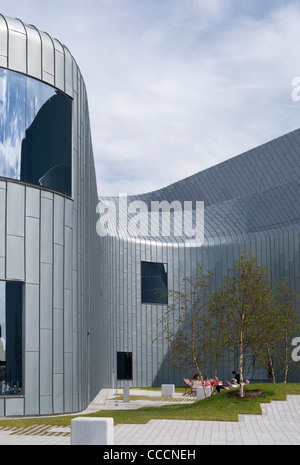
[
  {"left": 191, "top": 317, "right": 207, "bottom": 397},
  {"left": 239, "top": 351, "right": 244, "bottom": 397},
  {"left": 284, "top": 332, "right": 288, "bottom": 383},
  {"left": 239, "top": 328, "right": 244, "bottom": 398},
  {"left": 267, "top": 345, "right": 276, "bottom": 383}
]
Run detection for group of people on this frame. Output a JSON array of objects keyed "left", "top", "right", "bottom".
[{"left": 191, "top": 370, "right": 247, "bottom": 394}]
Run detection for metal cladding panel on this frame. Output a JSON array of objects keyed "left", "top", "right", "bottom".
[
  {"left": 64, "top": 47, "right": 73, "bottom": 96},
  {"left": 5, "top": 398, "right": 24, "bottom": 416},
  {"left": 53, "top": 308, "right": 64, "bottom": 374},
  {"left": 40, "top": 329, "right": 52, "bottom": 397},
  {"left": 40, "top": 31, "right": 55, "bottom": 84},
  {"left": 8, "top": 29, "right": 26, "bottom": 73},
  {"left": 54, "top": 41, "right": 65, "bottom": 90},
  {"left": 40, "top": 31, "right": 54, "bottom": 73},
  {"left": 25, "top": 217, "right": 40, "bottom": 284},
  {"left": 7, "top": 183, "right": 25, "bottom": 237},
  {"left": 53, "top": 244, "right": 64, "bottom": 309},
  {"left": 24, "top": 350, "right": 39, "bottom": 415},
  {"left": 0, "top": 257, "right": 5, "bottom": 280},
  {"left": 25, "top": 25, "right": 42, "bottom": 79},
  {"left": 0, "top": 398, "right": 4, "bottom": 416},
  {"left": 25, "top": 283, "right": 40, "bottom": 352},
  {"left": 40, "top": 263, "right": 53, "bottom": 330},
  {"left": 64, "top": 226, "right": 73, "bottom": 290},
  {"left": 26, "top": 187, "right": 40, "bottom": 219},
  {"left": 64, "top": 352, "right": 73, "bottom": 412},
  {"left": 6, "top": 235, "right": 24, "bottom": 280},
  {"left": 0, "top": 15, "right": 7, "bottom": 58},
  {"left": 64, "top": 288, "right": 72, "bottom": 352},
  {"left": 40, "top": 195, "right": 53, "bottom": 264},
  {"left": 53, "top": 373, "right": 64, "bottom": 414},
  {"left": 0, "top": 55, "right": 7, "bottom": 67},
  {"left": 40, "top": 396, "right": 52, "bottom": 415},
  {"left": 54, "top": 195, "right": 64, "bottom": 245},
  {"left": 5, "top": 16, "right": 25, "bottom": 34}
]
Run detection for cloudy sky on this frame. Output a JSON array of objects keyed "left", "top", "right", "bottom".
[{"left": 1, "top": 0, "right": 300, "bottom": 196}]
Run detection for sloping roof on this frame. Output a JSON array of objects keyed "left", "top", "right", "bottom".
[{"left": 99, "top": 128, "right": 300, "bottom": 242}]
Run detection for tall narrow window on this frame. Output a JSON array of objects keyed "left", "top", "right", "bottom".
[
  {"left": 141, "top": 261, "right": 168, "bottom": 304},
  {"left": 117, "top": 352, "right": 132, "bottom": 380},
  {"left": 0, "top": 282, "right": 23, "bottom": 395}
]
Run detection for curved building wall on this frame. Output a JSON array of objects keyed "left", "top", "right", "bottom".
[
  {"left": 0, "top": 15, "right": 101, "bottom": 416},
  {"left": 100, "top": 129, "right": 300, "bottom": 387}
]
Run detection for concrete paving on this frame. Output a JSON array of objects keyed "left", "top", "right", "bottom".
[{"left": 0, "top": 390, "right": 299, "bottom": 445}]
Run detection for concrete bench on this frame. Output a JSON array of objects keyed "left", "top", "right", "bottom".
[
  {"left": 196, "top": 386, "right": 212, "bottom": 400},
  {"left": 161, "top": 384, "right": 175, "bottom": 397},
  {"left": 71, "top": 417, "right": 114, "bottom": 445}
]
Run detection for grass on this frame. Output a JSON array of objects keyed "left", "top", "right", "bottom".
[{"left": 0, "top": 383, "right": 299, "bottom": 430}]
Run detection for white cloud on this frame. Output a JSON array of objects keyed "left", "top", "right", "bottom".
[{"left": 1, "top": 1, "right": 300, "bottom": 196}]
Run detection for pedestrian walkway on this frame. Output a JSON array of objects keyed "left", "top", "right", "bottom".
[
  {"left": 0, "top": 390, "right": 299, "bottom": 445},
  {"left": 114, "top": 395, "right": 300, "bottom": 445}
]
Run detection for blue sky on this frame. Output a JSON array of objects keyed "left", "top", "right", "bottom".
[{"left": 1, "top": 0, "right": 300, "bottom": 196}]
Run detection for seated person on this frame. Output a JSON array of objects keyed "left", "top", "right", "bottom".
[
  {"left": 212, "top": 376, "right": 226, "bottom": 393},
  {"left": 191, "top": 374, "right": 202, "bottom": 387},
  {"left": 204, "top": 376, "right": 211, "bottom": 387},
  {"left": 232, "top": 370, "right": 240, "bottom": 384},
  {"left": 191, "top": 374, "right": 202, "bottom": 394}
]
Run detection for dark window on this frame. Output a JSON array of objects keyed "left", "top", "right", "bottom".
[
  {"left": 0, "top": 282, "right": 23, "bottom": 395},
  {"left": 141, "top": 261, "right": 168, "bottom": 304},
  {"left": 0, "top": 68, "right": 72, "bottom": 196},
  {"left": 117, "top": 352, "right": 132, "bottom": 380}
]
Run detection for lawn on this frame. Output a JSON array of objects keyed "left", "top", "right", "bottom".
[{"left": 0, "top": 383, "right": 299, "bottom": 429}]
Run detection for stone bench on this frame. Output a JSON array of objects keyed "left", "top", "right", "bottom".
[
  {"left": 161, "top": 384, "right": 175, "bottom": 397},
  {"left": 71, "top": 417, "right": 114, "bottom": 445},
  {"left": 196, "top": 386, "right": 212, "bottom": 400}
]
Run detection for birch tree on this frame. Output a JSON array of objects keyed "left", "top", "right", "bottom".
[
  {"left": 273, "top": 277, "right": 300, "bottom": 382},
  {"left": 155, "top": 264, "right": 214, "bottom": 390},
  {"left": 210, "top": 252, "right": 275, "bottom": 397}
]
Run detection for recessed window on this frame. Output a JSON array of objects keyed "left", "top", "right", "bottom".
[
  {"left": 141, "top": 261, "right": 168, "bottom": 304},
  {"left": 117, "top": 352, "right": 132, "bottom": 380},
  {"left": 0, "top": 281, "right": 23, "bottom": 395}
]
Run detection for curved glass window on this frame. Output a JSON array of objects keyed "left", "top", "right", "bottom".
[{"left": 0, "top": 68, "right": 72, "bottom": 196}]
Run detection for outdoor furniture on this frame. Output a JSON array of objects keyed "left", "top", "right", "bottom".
[
  {"left": 182, "top": 378, "right": 193, "bottom": 396},
  {"left": 161, "top": 384, "right": 175, "bottom": 397}
]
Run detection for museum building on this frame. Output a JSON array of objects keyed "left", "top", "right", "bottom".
[{"left": 0, "top": 14, "right": 299, "bottom": 417}]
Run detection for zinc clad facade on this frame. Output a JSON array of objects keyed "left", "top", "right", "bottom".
[{"left": 0, "top": 14, "right": 101, "bottom": 416}]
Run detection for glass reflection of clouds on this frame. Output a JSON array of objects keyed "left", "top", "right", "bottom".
[{"left": 0, "top": 69, "right": 72, "bottom": 196}]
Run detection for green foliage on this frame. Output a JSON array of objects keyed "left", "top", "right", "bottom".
[
  {"left": 156, "top": 250, "right": 300, "bottom": 396},
  {"left": 155, "top": 264, "right": 214, "bottom": 381},
  {"left": 1, "top": 384, "right": 300, "bottom": 427},
  {"left": 209, "top": 251, "right": 276, "bottom": 396}
]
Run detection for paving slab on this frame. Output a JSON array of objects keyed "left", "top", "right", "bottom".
[{"left": 0, "top": 391, "right": 299, "bottom": 445}]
